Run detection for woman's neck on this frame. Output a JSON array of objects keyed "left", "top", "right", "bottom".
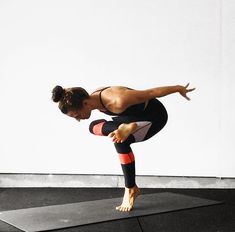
[{"left": 89, "top": 92, "right": 106, "bottom": 112}]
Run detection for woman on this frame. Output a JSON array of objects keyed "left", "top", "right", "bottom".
[{"left": 51, "top": 84, "right": 195, "bottom": 212}]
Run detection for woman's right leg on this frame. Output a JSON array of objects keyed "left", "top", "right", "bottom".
[
  {"left": 89, "top": 119, "right": 140, "bottom": 212},
  {"left": 89, "top": 119, "right": 137, "bottom": 189}
]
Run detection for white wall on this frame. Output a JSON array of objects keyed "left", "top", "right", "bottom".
[
  {"left": 218, "top": 0, "right": 235, "bottom": 177},
  {"left": 0, "top": 0, "right": 234, "bottom": 177}
]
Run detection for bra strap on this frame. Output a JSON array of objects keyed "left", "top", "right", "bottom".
[{"left": 99, "top": 87, "right": 110, "bottom": 111}]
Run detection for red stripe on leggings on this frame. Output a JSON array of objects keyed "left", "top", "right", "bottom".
[
  {"left": 93, "top": 122, "right": 105, "bottom": 136},
  {"left": 119, "top": 151, "right": 135, "bottom": 164}
]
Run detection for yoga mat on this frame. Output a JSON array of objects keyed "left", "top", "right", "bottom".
[{"left": 0, "top": 192, "right": 222, "bottom": 232}]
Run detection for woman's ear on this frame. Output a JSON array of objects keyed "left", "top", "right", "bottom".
[{"left": 83, "top": 100, "right": 88, "bottom": 106}]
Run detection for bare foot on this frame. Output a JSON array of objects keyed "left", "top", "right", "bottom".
[
  {"left": 116, "top": 185, "right": 141, "bottom": 212},
  {"left": 108, "top": 122, "right": 137, "bottom": 143}
]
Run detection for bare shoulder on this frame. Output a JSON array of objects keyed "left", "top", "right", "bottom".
[
  {"left": 104, "top": 86, "right": 134, "bottom": 101},
  {"left": 106, "top": 86, "right": 132, "bottom": 94},
  {"left": 101, "top": 86, "right": 132, "bottom": 113},
  {"left": 107, "top": 86, "right": 154, "bottom": 109}
]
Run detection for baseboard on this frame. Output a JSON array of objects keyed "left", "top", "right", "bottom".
[{"left": 0, "top": 174, "right": 234, "bottom": 188}]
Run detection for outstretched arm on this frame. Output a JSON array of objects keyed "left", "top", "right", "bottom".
[
  {"left": 120, "top": 83, "right": 195, "bottom": 108},
  {"left": 108, "top": 83, "right": 195, "bottom": 143}
]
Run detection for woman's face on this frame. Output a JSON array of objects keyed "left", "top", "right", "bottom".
[{"left": 67, "top": 104, "right": 91, "bottom": 122}]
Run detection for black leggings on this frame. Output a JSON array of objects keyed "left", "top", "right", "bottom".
[{"left": 89, "top": 99, "right": 168, "bottom": 188}]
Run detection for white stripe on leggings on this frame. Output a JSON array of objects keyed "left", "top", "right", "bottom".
[{"left": 132, "top": 121, "right": 152, "bottom": 142}]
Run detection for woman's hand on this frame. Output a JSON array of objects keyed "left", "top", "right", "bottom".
[{"left": 178, "top": 83, "right": 196, "bottom": 100}]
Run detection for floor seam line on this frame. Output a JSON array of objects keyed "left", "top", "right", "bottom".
[{"left": 136, "top": 216, "right": 144, "bottom": 232}]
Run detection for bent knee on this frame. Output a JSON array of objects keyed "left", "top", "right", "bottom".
[{"left": 89, "top": 119, "right": 107, "bottom": 135}]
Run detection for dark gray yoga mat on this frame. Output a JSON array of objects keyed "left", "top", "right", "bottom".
[{"left": 0, "top": 192, "right": 222, "bottom": 232}]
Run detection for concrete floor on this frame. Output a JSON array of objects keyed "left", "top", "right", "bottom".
[{"left": 0, "top": 188, "right": 234, "bottom": 232}]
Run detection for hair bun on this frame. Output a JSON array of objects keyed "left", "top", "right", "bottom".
[{"left": 52, "top": 85, "right": 65, "bottom": 102}]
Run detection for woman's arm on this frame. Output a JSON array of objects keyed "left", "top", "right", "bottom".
[{"left": 119, "top": 83, "right": 195, "bottom": 109}]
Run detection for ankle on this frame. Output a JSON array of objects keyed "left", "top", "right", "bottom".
[
  {"left": 130, "top": 122, "right": 137, "bottom": 129},
  {"left": 125, "top": 185, "right": 137, "bottom": 191}
]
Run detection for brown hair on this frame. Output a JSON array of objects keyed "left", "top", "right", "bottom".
[{"left": 51, "top": 85, "right": 89, "bottom": 114}]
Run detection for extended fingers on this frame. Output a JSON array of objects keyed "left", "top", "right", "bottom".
[
  {"left": 185, "top": 83, "right": 189, "bottom": 88},
  {"left": 185, "top": 83, "right": 196, "bottom": 92},
  {"left": 187, "top": 87, "right": 196, "bottom": 92},
  {"left": 185, "top": 95, "right": 191, "bottom": 101}
]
